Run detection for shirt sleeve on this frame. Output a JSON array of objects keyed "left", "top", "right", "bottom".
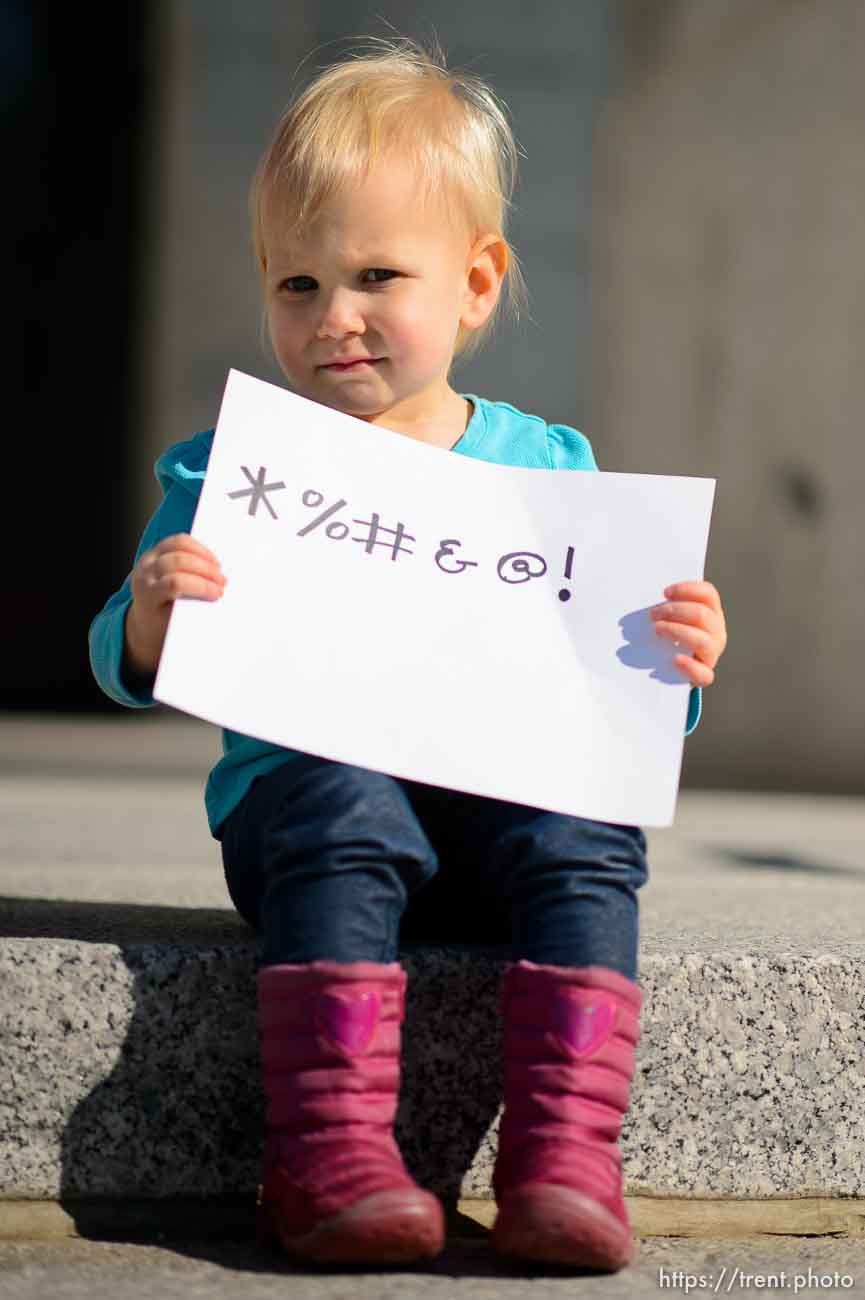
[
  {"left": 88, "top": 484, "right": 198, "bottom": 708},
  {"left": 546, "top": 423, "right": 599, "bottom": 471}
]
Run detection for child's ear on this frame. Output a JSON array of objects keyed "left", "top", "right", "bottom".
[{"left": 462, "top": 235, "right": 508, "bottom": 329}]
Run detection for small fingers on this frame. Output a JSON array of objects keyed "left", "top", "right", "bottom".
[
  {"left": 653, "top": 621, "right": 718, "bottom": 669},
  {"left": 148, "top": 548, "right": 225, "bottom": 585},
  {"left": 673, "top": 652, "right": 715, "bottom": 687},
  {"left": 147, "top": 570, "right": 227, "bottom": 602},
  {"left": 654, "top": 619, "right": 718, "bottom": 684},
  {"left": 139, "top": 543, "right": 227, "bottom": 602},
  {"left": 156, "top": 533, "right": 223, "bottom": 564},
  {"left": 651, "top": 600, "right": 719, "bottom": 633},
  {"left": 649, "top": 582, "right": 726, "bottom": 686},
  {"left": 651, "top": 597, "right": 727, "bottom": 669},
  {"left": 664, "top": 580, "right": 722, "bottom": 613}
]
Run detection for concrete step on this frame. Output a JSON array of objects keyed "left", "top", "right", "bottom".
[
  {"left": 2, "top": 714, "right": 865, "bottom": 1226},
  {"left": 4, "top": 937, "right": 865, "bottom": 1210}
]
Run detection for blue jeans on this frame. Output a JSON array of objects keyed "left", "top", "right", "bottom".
[{"left": 220, "top": 754, "right": 649, "bottom": 980}]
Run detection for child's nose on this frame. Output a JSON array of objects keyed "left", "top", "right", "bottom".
[{"left": 315, "top": 290, "right": 366, "bottom": 339}]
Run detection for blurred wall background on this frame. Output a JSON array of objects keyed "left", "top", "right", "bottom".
[
  {"left": 7, "top": 0, "right": 862, "bottom": 794},
  {"left": 597, "top": 0, "right": 865, "bottom": 791},
  {"left": 133, "top": 0, "right": 610, "bottom": 520}
]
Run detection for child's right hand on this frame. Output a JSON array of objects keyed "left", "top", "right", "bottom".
[{"left": 125, "top": 533, "right": 227, "bottom": 679}]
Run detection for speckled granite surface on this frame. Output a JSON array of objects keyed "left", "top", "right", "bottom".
[{"left": 2, "top": 939, "right": 864, "bottom": 1203}]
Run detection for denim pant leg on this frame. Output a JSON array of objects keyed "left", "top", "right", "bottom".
[
  {"left": 410, "top": 786, "right": 649, "bottom": 980},
  {"left": 219, "top": 756, "right": 440, "bottom": 966}
]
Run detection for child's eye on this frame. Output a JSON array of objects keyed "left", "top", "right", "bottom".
[
  {"left": 363, "top": 269, "right": 398, "bottom": 285},
  {"left": 277, "top": 267, "right": 398, "bottom": 293},
  {"left": 279, "top": 276, "right": 315, "bottom": 294}
]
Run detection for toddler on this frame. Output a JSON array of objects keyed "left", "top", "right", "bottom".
[{"left": 90, "top": 35, "right": 727, "bottom": 1272}]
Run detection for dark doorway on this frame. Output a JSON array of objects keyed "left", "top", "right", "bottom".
[{"left": 3, "top": 3, "right": 154, "bottom": 708}]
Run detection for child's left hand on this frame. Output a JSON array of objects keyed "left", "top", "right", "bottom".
[{"left": 649, "top": 581, "right": 727, "bottom": 687}]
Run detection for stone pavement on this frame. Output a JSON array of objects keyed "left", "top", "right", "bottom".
[{"left": 2, "top": 1236, "right": 865, "bottom": 1300}]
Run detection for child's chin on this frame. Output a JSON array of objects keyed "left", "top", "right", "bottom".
[
  {"left": 319, "top": 393, "right": 380, "bottom": 417},
  {"left": 330, "top": 389, "right": 389, "bottom": 412}
]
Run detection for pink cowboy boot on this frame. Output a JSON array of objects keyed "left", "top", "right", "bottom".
[
  {"left": 491, "top": 960, "right": 642, "bottom": 1271},
  {"left": 256, "top": 960, "right": 445, "bottom": 1264}
]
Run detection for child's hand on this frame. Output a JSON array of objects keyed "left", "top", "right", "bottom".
[
  {"left": 649, "top": 581, "right": 727, "bottom": 687},
  {"left": 126, "top": 534, "right": 227, "bottom": 678}
]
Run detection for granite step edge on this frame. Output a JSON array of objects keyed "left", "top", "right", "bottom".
[{"left": 3, "top": 939, "right": 863, "bottom": 1204}]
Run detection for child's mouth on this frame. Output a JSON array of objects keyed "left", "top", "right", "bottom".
[{"left": 321, "top": 358, "right": 383, "bottom": 371}]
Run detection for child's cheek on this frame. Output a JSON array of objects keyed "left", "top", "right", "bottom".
[
  {"left": 394, "top": 301, "right": 429, "bottom": 344},
  {"left": 398, "top": 299, "right": 454, "bottom": 361}
]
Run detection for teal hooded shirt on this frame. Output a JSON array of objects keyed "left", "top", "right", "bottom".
[{"left": 89, "top": 392, "right": 702, "bottom": 838}]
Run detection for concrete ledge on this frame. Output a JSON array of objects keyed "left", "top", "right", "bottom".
[{"left": 3, "top": 940, "right": 865, "bottom": 1211}]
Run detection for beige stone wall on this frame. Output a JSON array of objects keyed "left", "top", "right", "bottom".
[{"left": 596, "top": 1, "right": 865, "bottom": 791}]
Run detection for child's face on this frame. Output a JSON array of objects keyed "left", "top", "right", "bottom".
[{"left": 261, "top": 157, "right": 492, "bottom": 430}]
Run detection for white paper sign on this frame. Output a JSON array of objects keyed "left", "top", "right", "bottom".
[{"left": 154, "top": 369, "right": 715, "bottom": 826}]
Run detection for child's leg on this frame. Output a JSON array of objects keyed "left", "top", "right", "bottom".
[
  {"left": 220, "top": 755, "right": 441, "bottom": 963},
  {"left": 219, "top": 755, "right": 445, "bottom": 1264},
  {"left": 442, "top": 794, "right": 647, "bottom": 1271},
  {"left": 391, "top": 784, "right": 646, "bottom": 972},
  {"left": 492, "top": 811, "right": 647, "bottom": 979}
]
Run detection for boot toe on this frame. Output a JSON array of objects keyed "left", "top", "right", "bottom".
[
  {"left": 492, "top": 1182, "right": 635, "bottom": 1272},
  {"left": 260, "top": 1185, "right": 446, "bottom": 1265}
]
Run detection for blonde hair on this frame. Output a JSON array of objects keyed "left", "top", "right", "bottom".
[{"left": 250, "top": 33, "right": 531, "bottom": 368}]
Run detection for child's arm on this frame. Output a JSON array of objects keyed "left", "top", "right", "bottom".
[{"left": 89, "top": 488, "right": 225, "bottom": 707}]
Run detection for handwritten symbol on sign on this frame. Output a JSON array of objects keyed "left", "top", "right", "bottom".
[
  {"left": 558, "top": 546, "right": 575, "bottom": 602},
  {"left": 297, "top": 489, "right": 350, "bottom": 539},
  {"left": 298, "top": 489, "right": 416, "bottom": 561},
  {"left": 435, "top": 539, "right": 479, "bottom": 575},
  {"left": 497, "top": 550, "right": 548, "bottom": 585},
  {"left": 354, "top": 514, "right": 415, "bottom": 559},
  {"left": 227, "top": 466, "right": 287, "bottom": 519}
]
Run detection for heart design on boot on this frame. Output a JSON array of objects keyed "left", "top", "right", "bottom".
[
  {"left": 314, "top": 990, "right": 381, "bottom": 1054},
  {"left": 552, "top": 990, "right": 616, "bottom": 1058}
]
